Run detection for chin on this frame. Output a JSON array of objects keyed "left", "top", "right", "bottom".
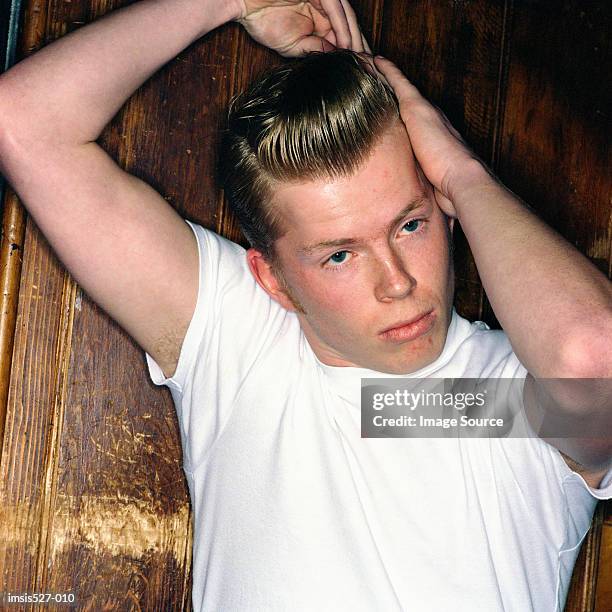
[
  {"left": 382, "top": 355, "right": 437, "bottom": 375},
  {"left": 380, "top": 337, "right": 445, "bottom": 374}
]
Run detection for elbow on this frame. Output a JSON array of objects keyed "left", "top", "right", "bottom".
[
  {"left": 0, "top": 75, "right": 48, "bottom": 165},
  {"left": 0, "top": 84, "right": 25, "bottom": 167},
  {"left": 534, "top": 313, "right": 612, "bottom": 419},
  {"left": 556, "top": 314, "right": 612, "bottom": 379},
  {"left": 0, "top": 84, "right": 49, "bottom": 182}
]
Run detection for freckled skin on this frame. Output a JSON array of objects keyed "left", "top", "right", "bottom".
[{"left": 251, "top": 120, "right": 455, "bottom": 374}]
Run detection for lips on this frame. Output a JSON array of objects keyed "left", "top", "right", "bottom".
[{"left": 379, "top": 309, "right": 436, "bottom": 342}]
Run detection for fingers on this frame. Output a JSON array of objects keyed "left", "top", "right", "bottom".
[
  {"left": 373, "top": 56, "right": 423, "bottom": 102},
  {"left": 294, "top": 35, "right": 337, "bottom": 56},
  {"left": 361, "top": 33, "right": 372, "bottom": 55},
  {"left": 318, "top": 0, "right": 353, "bottom": 49},
  {"left": 311, "top": 0, "right": 369, "bottom": 54},
  {"left": 323, "top": 28, "right": 337, "bottom": 48},
  {"left": 357, "top": 52, "right": 381, "bottom": 81},
  {"left": 356, "top": 52, "right": 391, "bottom": 88},
  {"left": 339, "top": 0, "right": 364, "bottom": 52}
]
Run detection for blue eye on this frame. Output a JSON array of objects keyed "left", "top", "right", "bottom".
[
  {"left": 328, "top": 251, "right": 349, "bottom": 265},
  {"left": 402, "top": 220, "right": 421, "bottom": 233}
]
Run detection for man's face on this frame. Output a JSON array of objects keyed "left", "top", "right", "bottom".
[{"left": 257, "top": 120, "right": 455, "bottom": 374}]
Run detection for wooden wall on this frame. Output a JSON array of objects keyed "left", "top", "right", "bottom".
[{"left": 0, "top": 0, "right": 609, "bottom": 609}]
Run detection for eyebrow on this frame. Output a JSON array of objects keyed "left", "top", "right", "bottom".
[{"left": 299, "top": 195, "right": 429, "bottom": 256}]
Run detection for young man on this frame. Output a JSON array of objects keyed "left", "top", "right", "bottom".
[{"left": 0, "top": 0, "right": 610, "bottom": 610}]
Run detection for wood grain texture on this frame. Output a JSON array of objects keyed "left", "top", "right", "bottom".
[
  {"left": 565, "top": 502, "right": 604, "bottom": 612},
  {"left": 0, "top": 0, "right": 59, "bottom": 599},
  {"left": 215, "top": 28, "right": 280, "bottom": 244},
  {"left": 0, "top": 0, "right": 49, "bottom": 462},
  {"left": 595, "top": 502, "right": 612, "bottom": 611},
  {"left": 350, "top": 0, "right": 384, "bottom": 50},
  {"left": 0, "top": 187, "right": 26, "bottom": 450},
  {"left": 492, "top": 0, "right": 611, "bottom": 305}
]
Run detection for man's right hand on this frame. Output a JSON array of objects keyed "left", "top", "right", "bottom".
[{"left": 235, "top": 0, "right": 370, "bottom": 56}]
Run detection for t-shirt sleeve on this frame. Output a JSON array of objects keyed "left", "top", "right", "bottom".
[
  {"left": 462, "top": 323, "right": 612, "bottom": 535},
  {"left": 144, "top": 219, "right": 294, "bottom": 471}
]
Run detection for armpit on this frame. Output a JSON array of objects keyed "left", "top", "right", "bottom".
[{"left": 558, "top": 450, "right": 609, "bottom": 489}]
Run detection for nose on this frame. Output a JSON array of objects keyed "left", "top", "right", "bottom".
[{"left": 373, "top": 249, "right": 416, "bottom": 302}]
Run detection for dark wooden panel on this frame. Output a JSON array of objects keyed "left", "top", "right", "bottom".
[
  {"left": 0, "top": 0, "right": 77, "bottom": 600},
  {"left": 496, "top": 1, "right": 611, "bottom": 280},
  {"left": 351, "top": 0, "right": 385, "bottom": 50},
  {"left": 102, "top": 20, "right": 242, "bottom": 231},
  {"left": 215, "top": 27, "right": 281, "bottom": 244}
]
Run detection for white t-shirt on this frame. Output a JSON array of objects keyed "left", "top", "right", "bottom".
[{"left": 146, "top": 220, "right": 612, "bottom": 612}]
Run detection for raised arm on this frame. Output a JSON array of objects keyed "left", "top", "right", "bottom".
[
  {"left": 0, "top": 0, "right": 365, "bottom": 379},
  {"left": 374, "top": 55, "right": 612, "bottom": 482}
]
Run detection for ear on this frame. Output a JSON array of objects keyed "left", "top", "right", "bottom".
[{"left": 246, "top": 248, "right": 298, "bottom": 312}]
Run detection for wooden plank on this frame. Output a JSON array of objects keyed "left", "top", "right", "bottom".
[
  {"left": 101, "top": 20, "right": 242, "bottom": 233},
  {"left": 0, "top": 220, "right": 71, "bottom": 594},
  {"left": 214, "top": 26, "right": 279, "bottom": 244},
  {"left": 0, "top": 187, "right": 26, "bottom": 450},
  {"left": 352, "top": 0, "right": 385, "bottom": 50},
  {"left": 495, "top": 1, "right": 611, "bottom": 280},
  {"left": 595, "top": 502, "right": 612, "bottom": 611},
  {"left": 0, "top": 2, "right": 23, "bottom": 450},
  {"left": 0, "top": 0, "right": 44, "bottom": 460},
  {"left": 565, "top": 502, "right": 604, "bottom": 612}
]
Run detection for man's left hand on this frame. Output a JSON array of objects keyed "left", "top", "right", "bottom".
[{"left": 373, "top": 55, "right": 490, "bottom": 218}]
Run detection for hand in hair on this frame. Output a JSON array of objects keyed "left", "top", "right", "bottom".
[
  {"left": 235, "top": 0, "right": 371, "bottom": 57},
  {"left": 373, "top": 56, "right": 491, "bottom": 219}
]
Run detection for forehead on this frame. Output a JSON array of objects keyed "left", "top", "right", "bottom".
[{"left": 270, "top": 122, "right": 427, "bottom": 247}]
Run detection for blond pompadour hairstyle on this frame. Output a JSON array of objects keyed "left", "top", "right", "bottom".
[{"left": 218, "top": 49, "right": 400, "bottom": 262}]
